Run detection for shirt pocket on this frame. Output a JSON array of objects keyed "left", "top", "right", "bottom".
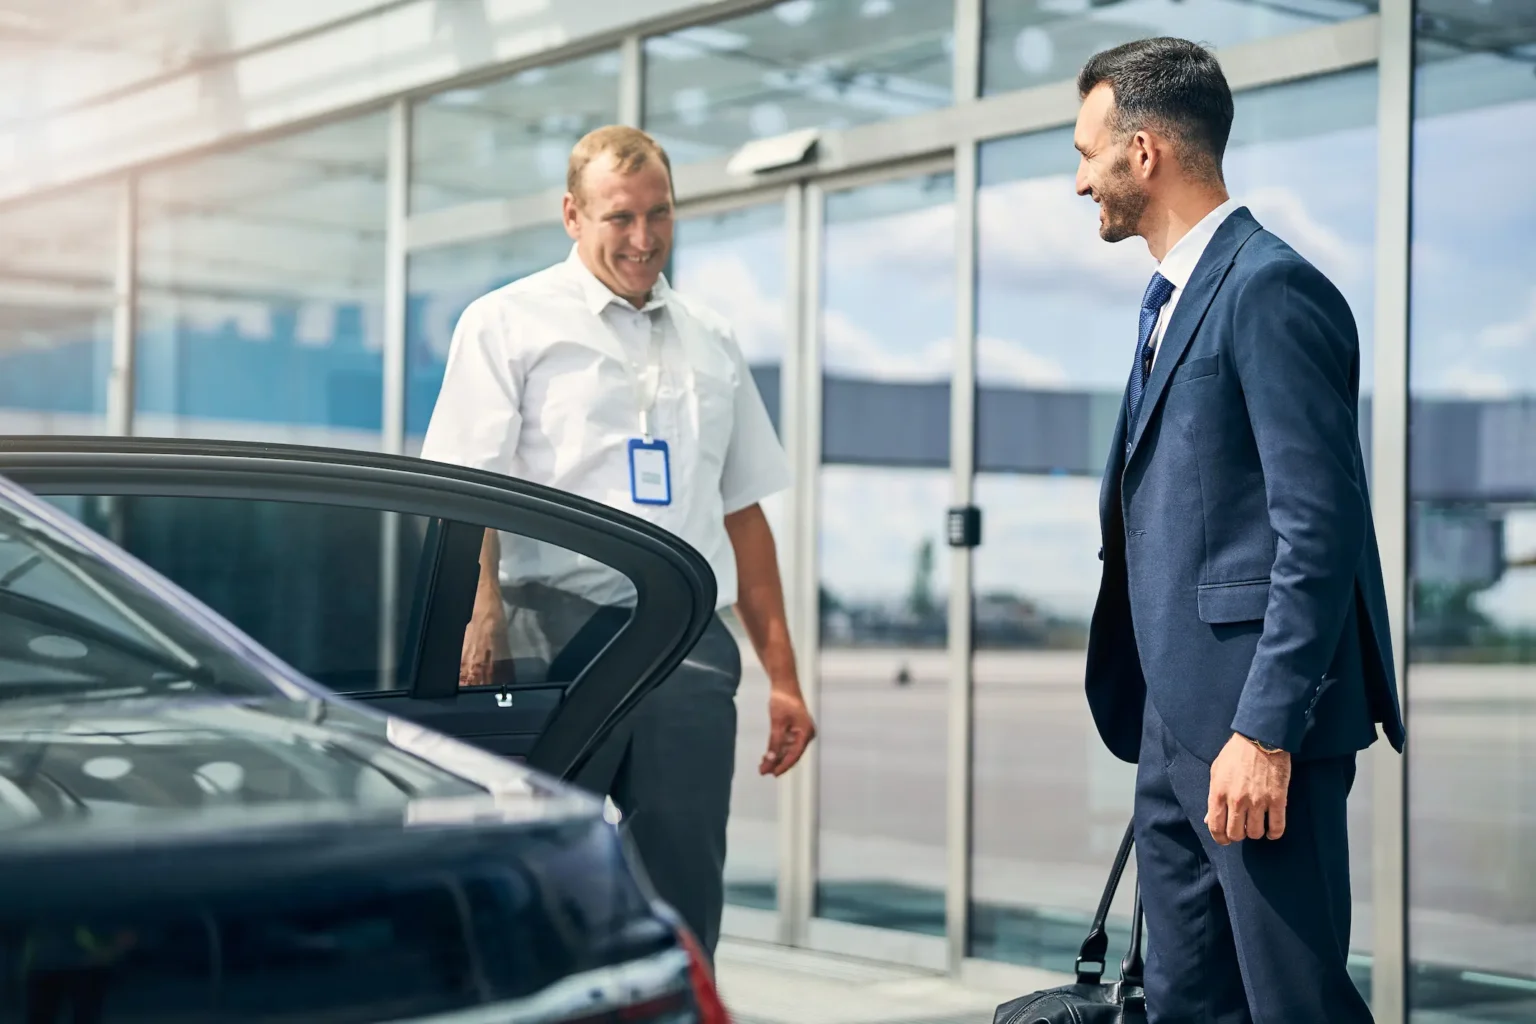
[{"left": 691, "top": 363, "right": 737, "bottom": 474}]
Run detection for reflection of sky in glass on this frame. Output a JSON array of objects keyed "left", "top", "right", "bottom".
[
  {"left": 1412, "top": 93, "right": 1536, "bottom": 399},
  {"left": 822, "top": 173, "right": 956, "bottom": 381},
  {"left": 1411, "top": 53, "right": 1536, "bottom": 630},
  {"left": 981, "top": 0, "right": 1374, "bottom": 96},
  {"left": 976, "top": 68, "right": 1378, "bottom": 391},
  {"left": 671, "top": 202, "right": 787, "bottom": 367},
  {"left": 819, "top": 175, "right": 955, "bottom": 610}
]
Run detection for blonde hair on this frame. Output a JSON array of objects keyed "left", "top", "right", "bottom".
[{"left": 567, "top": 125, "right": 673, "bottom": 204}]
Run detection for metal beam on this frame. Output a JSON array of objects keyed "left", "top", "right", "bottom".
[
  {"left": 777, "top": 181, "right": 808, "bottom": 948},
  {"left": 106, "top": 174, "right": 137, "bottom": 437},
  {"left": 619, "top": 34, "right": 644, "bottom": 129},
  {"left": 946, "top": 139, "right": 979, "bottom": 976},
  {"left": 1370, "top": 2, "right": 1414, "bottom": 1021},
  {"left": 946, "top": 0, "right": 983, "bottom": 975},
  {"left": 383, "top": 98, "right": 410, "bottom": 457},
  {"left": 787, "top": 181, "right": 824, "bottom": 949},
  {"left": 378, "top": 97, "right": 411, "bottom": 692}
]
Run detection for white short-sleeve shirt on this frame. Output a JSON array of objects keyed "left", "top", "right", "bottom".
[{"left": 418, "top": 245, "right": 790, "bottom": 610}]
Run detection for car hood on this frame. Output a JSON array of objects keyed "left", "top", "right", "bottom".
[{"left": 0, "top": 693, "right": 596, "bottom": 841}]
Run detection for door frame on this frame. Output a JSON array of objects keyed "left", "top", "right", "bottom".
[{"left": 772, "top": 153, "right": 969, "bottom": 973}]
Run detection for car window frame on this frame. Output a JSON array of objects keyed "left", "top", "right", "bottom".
[{"left": 0, "top": 436, "right": 718, "bottom": 782}]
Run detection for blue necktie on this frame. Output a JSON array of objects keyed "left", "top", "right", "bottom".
[{"left": 1127, "top": 271, "right": 1175, "bottom": 427}]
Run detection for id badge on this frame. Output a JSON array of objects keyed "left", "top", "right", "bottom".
[{"left": 628, "top": 438, "right": 672, "bottom": 506}]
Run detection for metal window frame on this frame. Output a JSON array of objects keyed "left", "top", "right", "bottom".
[
  {"left": 948, "top": 0, "right": 984, "bottom": 977},
  {"left": 1370, "top": 3, "right": 1414, "bottom": 1023},
  {"left": 107, "top": 175, "right": 137, "bottom": 438}
]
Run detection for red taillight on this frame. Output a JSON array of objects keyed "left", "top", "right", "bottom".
[{"left": 677, "top": 927, "right": 732, "bottom": 1024}]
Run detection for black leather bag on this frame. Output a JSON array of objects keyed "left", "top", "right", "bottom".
[{"left": 992, "top": 819, "right": 1147, "bottom": 1024}]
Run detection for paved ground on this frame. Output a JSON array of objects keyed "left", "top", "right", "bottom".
[
  {"left": 714, "top": 938, "right": 1064, "bottom": 1024},
  {"left": 723, "top": 646, "right": 1536, "bottom": 985}
]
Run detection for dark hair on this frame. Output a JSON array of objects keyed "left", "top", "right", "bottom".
[{"left": 1077, "top": 37, "right": 1234, "bottom": 182}]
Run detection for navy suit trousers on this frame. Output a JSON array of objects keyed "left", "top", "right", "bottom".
[{"left": 1135, "top": 698, "right": 1372, "bottom": 1023}]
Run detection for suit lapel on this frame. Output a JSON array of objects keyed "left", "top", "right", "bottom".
[{"left": 1127, "top": 208, "right": 1262, "bottom": 455}]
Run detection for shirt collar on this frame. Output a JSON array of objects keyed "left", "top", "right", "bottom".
[
  {"left": 1156, "top": 197, "right": 1240, "bottom": 291},
  {"left": 565, "top": 244, "right": 671, "bottom": 316}
]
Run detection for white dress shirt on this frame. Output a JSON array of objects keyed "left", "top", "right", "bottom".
[
  {"left": 1149, "top": 197, "right": 1240, "bottom": 367},
  {"left": 419, "top": 246, "right": 790, "bottom": 610}
]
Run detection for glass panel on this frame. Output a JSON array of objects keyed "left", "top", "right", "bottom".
[
  {"left": 411, "top": 50, "right": 622, "bottom": 214},
  {"left": 135, "top": 115, "right": 388, "bottom": 449},
  {"left": 0, "top": 493, "right": 282, "bottom": 705},
  {"left": 815, "top": 172, "right": 955, "bottom": 936},
  {"left": 1409, "top": 6, "right": 1536, "bottom": 1018},
  {"left": 405, "top": 226, "right": 574, "bottom": 449},
  {"left": 643, "top": 0, "right": 953, "bottom": 167},
  {"left": 45, "top": 495, "right": 635, "bottom": 705},
  {"left": 0, "top": 185, "right": 117, "bottom": 435},
  {"left": 672, "top": 199, "right": 789, "bottom": 912},
  {"left": 968, "top": 69, "right": 1379, "bottom": 990},
  {"left": 981, "top": 0, "right": 1377, "bottom": 97}
]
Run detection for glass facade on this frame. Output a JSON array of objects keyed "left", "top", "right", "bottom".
[
  {"left": 0, "top": 185, "right": 118, "bottom": 435},
  {"left": 815, "top": 172, "right": 956, "bottom": 937},
  {"left": 981, "top": 0, "right": 1378, "bottom": 96},
  {"left": 410, "top": 50, "right": 622, "bottom": 213},
  {"left": 135, "top": 114, "right": 390, "bottom": 448},
  {"left": 1408, "top": 6, "right": 1536, "bottom": 1019},
  {"left": 8, "top": 0, "right": 1536, "bottom": 1013},
  {"left": 643, "top": 0, "right": 953, "bottom": 165}
]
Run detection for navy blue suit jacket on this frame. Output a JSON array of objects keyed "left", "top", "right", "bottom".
[{"left": 1086, "top": 206, "right": 1406, "bottom": 765}]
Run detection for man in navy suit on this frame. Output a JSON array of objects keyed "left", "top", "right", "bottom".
[{"left": 1073, "top": 38, "right": 1406, "bottom": 1023}]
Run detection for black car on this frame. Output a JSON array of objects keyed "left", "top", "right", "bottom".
[{"left": 0, "top": 437, "right": 731, "bottom": 1023}]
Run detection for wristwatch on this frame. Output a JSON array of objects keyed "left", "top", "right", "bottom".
[{"left": 1244, "top": 734, "right": 1284, "bottom": 755}]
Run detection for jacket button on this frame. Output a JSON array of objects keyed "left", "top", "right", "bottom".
[{"left": 1097, "top": 546, "right": 1105, "bottom": 561}]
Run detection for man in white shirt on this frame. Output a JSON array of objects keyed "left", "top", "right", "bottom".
[{"left": 418, "top": 125, "right": 815, "bottom": 960}]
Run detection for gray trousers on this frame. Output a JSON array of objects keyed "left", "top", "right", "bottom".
[{"left": 509, "top": 585, "right": 742, "bottom": 960}]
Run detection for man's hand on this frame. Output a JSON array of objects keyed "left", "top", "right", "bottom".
[
  {"left": 724, "top": 503, "right": 815, "bottom": 778},
  {"left": 761, "top": 687, "right": 815, "bottom": 777},
  {"left": 1206, "top": 732, "right": 1292, "bottom": 845},
  {"left": 460, "top": 596, "right": 510, "bottom": 688}
]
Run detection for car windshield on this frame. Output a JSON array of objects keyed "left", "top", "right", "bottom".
[{"left": 0, "top": 490, "right": 281, "bottom": 705}]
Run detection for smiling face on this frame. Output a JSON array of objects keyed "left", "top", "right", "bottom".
[
  {"left": 563, "top": 151, "right": 674, "bottom": 307},
  {"left": 1073, "top": 82, "right": 1151, "bottom": 244}
]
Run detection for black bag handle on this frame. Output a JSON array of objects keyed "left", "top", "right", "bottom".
[{"left": 1074, "top": 817, "right": 1143, "bottom": 985}]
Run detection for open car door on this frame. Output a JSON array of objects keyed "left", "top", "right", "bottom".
[{"left": 0, "top": 437, "right": 717, "bottom": 783}]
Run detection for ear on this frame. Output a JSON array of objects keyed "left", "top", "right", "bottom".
[
  {"left": 1130, "top": 130, "right": 1159, "bottom": 180},
  {"left": 561, "top": 192, "right": 581, "bottom": 240}
]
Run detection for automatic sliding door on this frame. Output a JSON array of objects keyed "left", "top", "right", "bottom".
[{"left": 813, "top": 170, "right": 957, "bottom": 954}]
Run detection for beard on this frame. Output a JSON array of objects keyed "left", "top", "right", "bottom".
[{"left": 1096, "top": 156, "right": 1149, "bottom": 243}]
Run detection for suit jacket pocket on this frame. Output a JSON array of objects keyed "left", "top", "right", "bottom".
[
  {"left": 1197, "top": 579, "right": 1270, "bottom": 624},
  {"left": 1171, "top": 354, "right": 1218, "bottom": 385}
]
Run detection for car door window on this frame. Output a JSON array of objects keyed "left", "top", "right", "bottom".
[
  {"left": 43, "top": 494, "right": 638, "bottom": 700},
  {"left": 3, "top": 441, "right": 714, "bottom": 780}
]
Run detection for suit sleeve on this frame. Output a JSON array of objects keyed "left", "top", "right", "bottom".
[{"left": 1227, "top": 258, "right": 1367, "bottom": 753}]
